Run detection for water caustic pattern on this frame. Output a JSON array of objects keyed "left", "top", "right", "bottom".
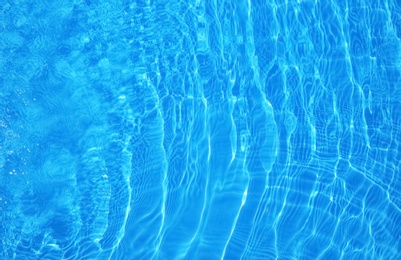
[{"left": 0, "top": 0, "right": 401, "bottom": 259}]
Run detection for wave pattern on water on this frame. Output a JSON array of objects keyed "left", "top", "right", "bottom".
[{"left": 0, "top": 0, "right": 400, "bottom": 259}]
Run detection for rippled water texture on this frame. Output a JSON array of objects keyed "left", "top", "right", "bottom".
[{"left": 1, "top": 0, "right": 401, "bottom": 259}]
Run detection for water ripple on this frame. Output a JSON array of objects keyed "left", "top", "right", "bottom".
[{"left": 1, "top": 0, "right": 401, "bottom": 259}]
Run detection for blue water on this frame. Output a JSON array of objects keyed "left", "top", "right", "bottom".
[{"left": 1, "top": 0, "right": 401, "bottom": 259}]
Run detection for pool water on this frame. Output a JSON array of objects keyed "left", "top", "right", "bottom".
[{"left": 1, "top": 0, "right": 401, "bottom": 259}]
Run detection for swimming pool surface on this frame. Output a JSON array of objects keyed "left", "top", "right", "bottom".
[{"left": 1, "top": 0, "right": 401, "bottom": 259}]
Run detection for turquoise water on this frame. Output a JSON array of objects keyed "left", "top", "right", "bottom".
[{"left": 1, "top": 0, "right": 401, "bottom": 259}]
